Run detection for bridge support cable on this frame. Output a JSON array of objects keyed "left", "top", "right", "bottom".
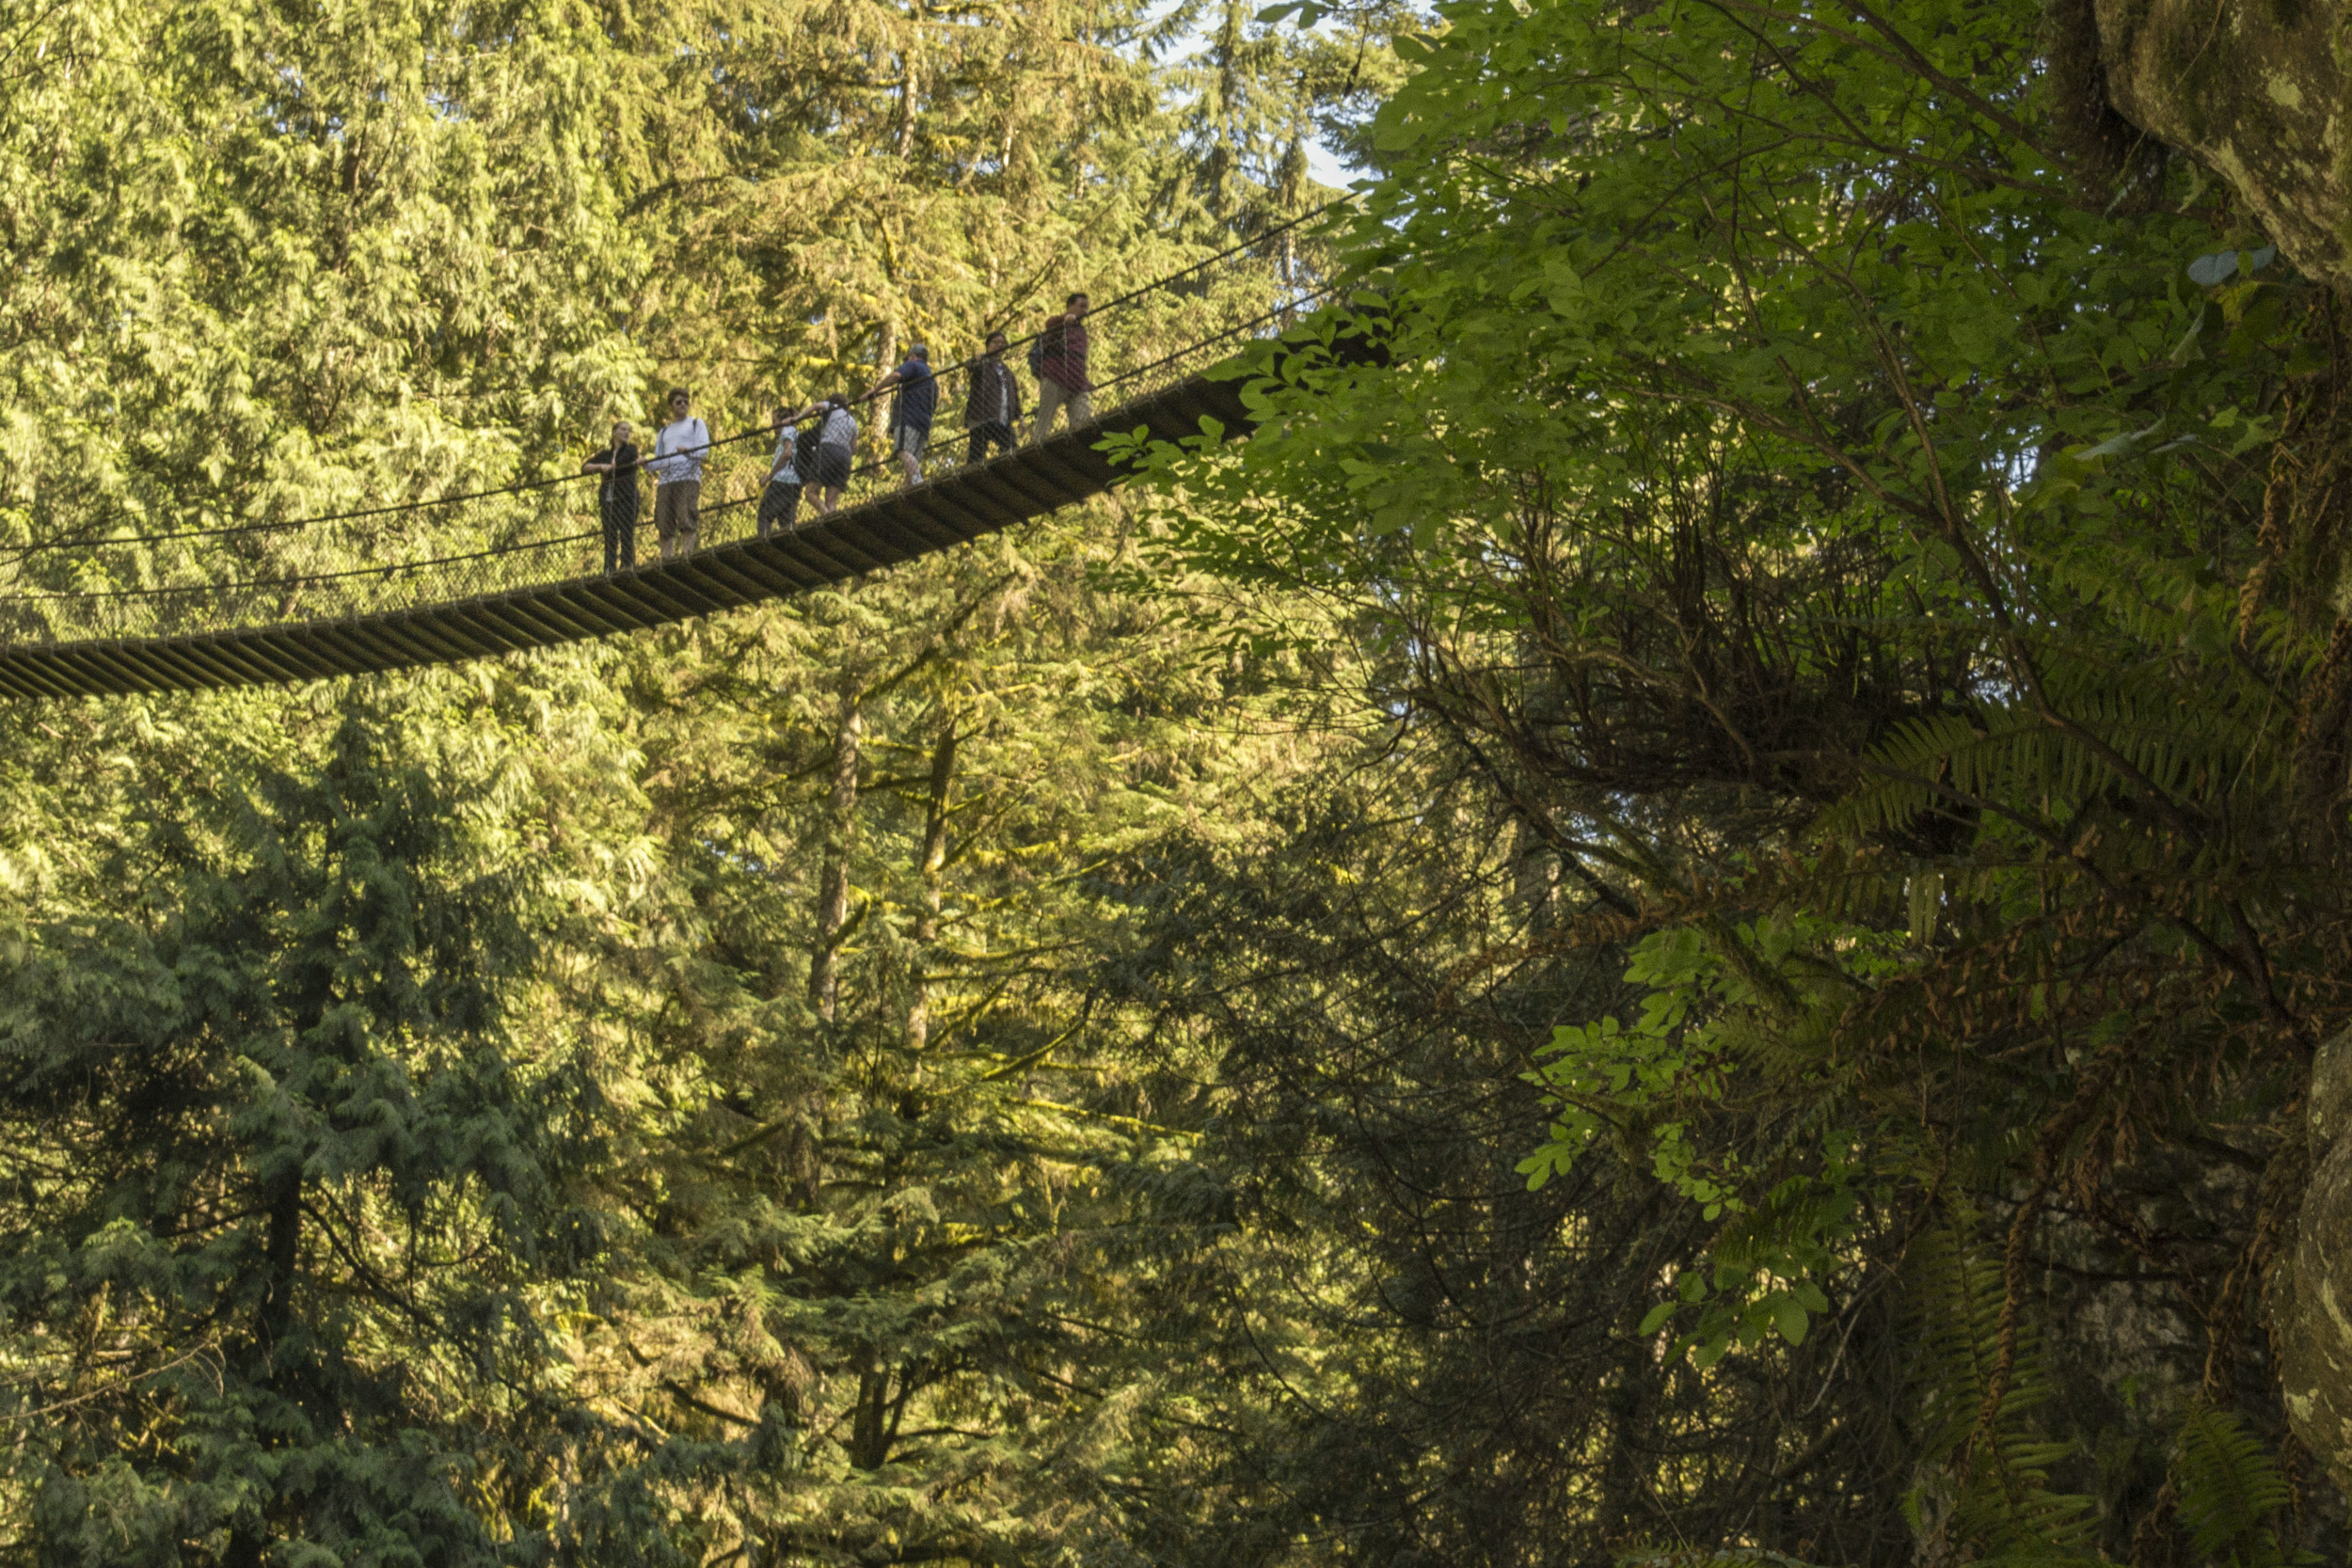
[
  {"left": 0, "top": 372, "right": 1260, "bottom": 699},
  {"left": 0, "top": 223, "right": 1381, "bottom": 703}
]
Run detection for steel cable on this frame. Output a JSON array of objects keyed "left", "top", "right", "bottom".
[
  {"left": 5, "top": 200, "right": 1353, "bottom": 562},
  {"left": 0, "top": 285, "right": 1332, "bottom": 630}
]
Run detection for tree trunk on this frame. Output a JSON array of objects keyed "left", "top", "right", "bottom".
[
  {"left": 809, "top": 689, "right": 864, "bottom": 1021},
  {"left": 873, "top": 318, "right": 898, "bottom": 465},
  {"left": 224, "top": 1171, "right": 303, "bottom": 1568},
  {"left": 904, "top": 722, "right": 957, "bottom": 1052},
  {"left": 259, "top": 1169, "right": 301, "bottom": 1353},
  {"left": 2277, "top": 1028, "right": 2349, "bottom": 1483},
  {"left": 2079, "top": 0, "right": 2352, "bottom": 290},
  {"left": 894, "top": 8, "right": 920, "bottom": 160},
  {"left": 848, "top": 1365, "right": 903, "bottom": 1470},
  {"left": 1281, "top": 219, "right": 1298, "bottom": 329}
]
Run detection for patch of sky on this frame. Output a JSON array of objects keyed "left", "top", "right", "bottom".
[{"left": 1136, "top": 0, "right": 1372, "bottom": 189}]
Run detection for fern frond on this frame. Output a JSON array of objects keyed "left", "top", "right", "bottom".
[
  {"left": 1904, "top": 1226, "right": 2102, "bottom": 1562},
  {"left": 2171, "top": 1402, "right": 2316, "bottom": 1567}
]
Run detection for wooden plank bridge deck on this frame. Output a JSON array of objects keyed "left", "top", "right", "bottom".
[{"left": 0, "top": 370, "right": 1249, "bottom": 702}]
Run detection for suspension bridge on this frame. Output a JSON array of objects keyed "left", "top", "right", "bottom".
[{"left": 0, "top": 234, "right": 1344, "bottom": 702}]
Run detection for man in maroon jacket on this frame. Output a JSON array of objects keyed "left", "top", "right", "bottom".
[{"left": 1033, "top": 291, "right": 1091, "bottom": 440}]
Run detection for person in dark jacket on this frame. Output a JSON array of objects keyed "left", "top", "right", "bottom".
[
  {"left": 759, "top": 401, "right": 827, "bottom": 538},
  {"left": 793, "top": 408, "right": 826, "bottom": 500},
  {"left": 582, "top": 420, "right": 641, "bottom": 572},
  {"left": 963, "top": 332, "right": 1023, "bottom": 465}
]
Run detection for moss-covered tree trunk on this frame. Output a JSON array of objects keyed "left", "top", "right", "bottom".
[
  {"left": 2086, "top": 0, "right": 2352, "bottom": 1483},
  {"left": 2090, "top": 0, "right": 2352, "bottom": 286}
]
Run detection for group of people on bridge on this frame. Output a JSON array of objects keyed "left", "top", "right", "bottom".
[{"left": 582, "top": 293, "right": 1096, "bottom": 571}]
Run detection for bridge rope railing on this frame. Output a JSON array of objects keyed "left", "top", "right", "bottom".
[{"left": 0, "top": 215, "right": 1341, "bottom": 650}]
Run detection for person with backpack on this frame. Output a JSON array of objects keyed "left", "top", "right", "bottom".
[
  {"left": 582, "top": 420, "right": 641, "bottom": 573},
  {"left": 963, "top": 332, "right": 1023, "bottom": 465},
  {"left": 649, "top": 388, "right": 712, "bottom": 561},
  {"left": 794, "top": 406, "right": 826, "bottom": 502},
  {"left": 870, "top": 342, "right": 937, "bottom": 487},
  {"left": 811, "top": 397, "right": 859, "bottom": 515},
  {"left": 1032, "top": 292, "right": 1091, "bottom": 440},
  {"left": 759, "top": 401, "right": 826, "bottom": 539}
]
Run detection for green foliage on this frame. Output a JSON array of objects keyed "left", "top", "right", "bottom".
[
  {"left": 0, "top": 711, "right": 608, "bottom": 1563},
  {"left": 1134, "top": 0, "right": 2352, "bottom": 1555},
  {"left": 573, "top": 542, "right": 1368, "bottom": 1564},
  {"left": 9, "top": 0, "right": 2352, "bottom": 1557},
  {"left": 0, "top": 0, "right": 1400, "bottom": 1560},
  {"left": 0, "top": 0, "right": 1364, "bottom": 611},
  {"left": 1900, "top": 1228, "right": 2101, "bottom": 1563},
  {"left": 1521, "top": 916, "right": 1885, "bottom": 1364},
  {"left": 0, "top": 510, "right": 1376, "bottom": 1563},
  {"left": 2171, "top": 1404, "right": 2321, "bottom": 1568}
]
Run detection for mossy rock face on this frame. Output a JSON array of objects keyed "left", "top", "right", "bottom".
[
  {"left": 2281, "top": 1030, "right": 2352, "bottom": 1481},
  {"left": 2094, "top": 0, "right": 2352, "bottom": 286}
]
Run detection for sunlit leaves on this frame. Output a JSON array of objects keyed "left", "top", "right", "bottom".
[{"left": 1137, "top": 3, "right": 2339, "bottom": 1544}]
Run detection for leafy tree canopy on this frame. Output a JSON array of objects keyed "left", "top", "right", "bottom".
[{"left": 1133, "top": 0, "right": 2352, "bottom": 1554}]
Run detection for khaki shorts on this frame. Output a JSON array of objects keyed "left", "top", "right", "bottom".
[
  {"left": 653, "top": 479, "right": 700, "bottom": 550},
  {"left": 1036, "top": 376, "right": 1092, "bottom": 435}
]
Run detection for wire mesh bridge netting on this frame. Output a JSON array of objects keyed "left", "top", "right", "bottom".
[{"left": 0, "top": 245, "right": 1328, "bottom": 664}]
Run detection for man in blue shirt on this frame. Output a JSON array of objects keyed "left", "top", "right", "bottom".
[{"left": 872, "top": 343, "right": 937, "bottom": 487}]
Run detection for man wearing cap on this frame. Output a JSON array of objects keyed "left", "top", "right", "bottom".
[{"left": 872, "top": 342, "right": 937, "bottom": 488}]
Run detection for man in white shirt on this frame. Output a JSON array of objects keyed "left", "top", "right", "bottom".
[
  {"left": 811, "top": 397, "right": 859, "bottom": 515},
  {"left": 650, "top": 388, "right": 712, "bottom": 560}
]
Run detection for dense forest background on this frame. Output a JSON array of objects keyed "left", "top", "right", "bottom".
[{"left": 5, "top": 0, "right": 2352, "bottom": 1563}]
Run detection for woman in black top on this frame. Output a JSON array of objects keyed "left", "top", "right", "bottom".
[{"left": 583, "top": 420, "right": 641, "bottom": 572}]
